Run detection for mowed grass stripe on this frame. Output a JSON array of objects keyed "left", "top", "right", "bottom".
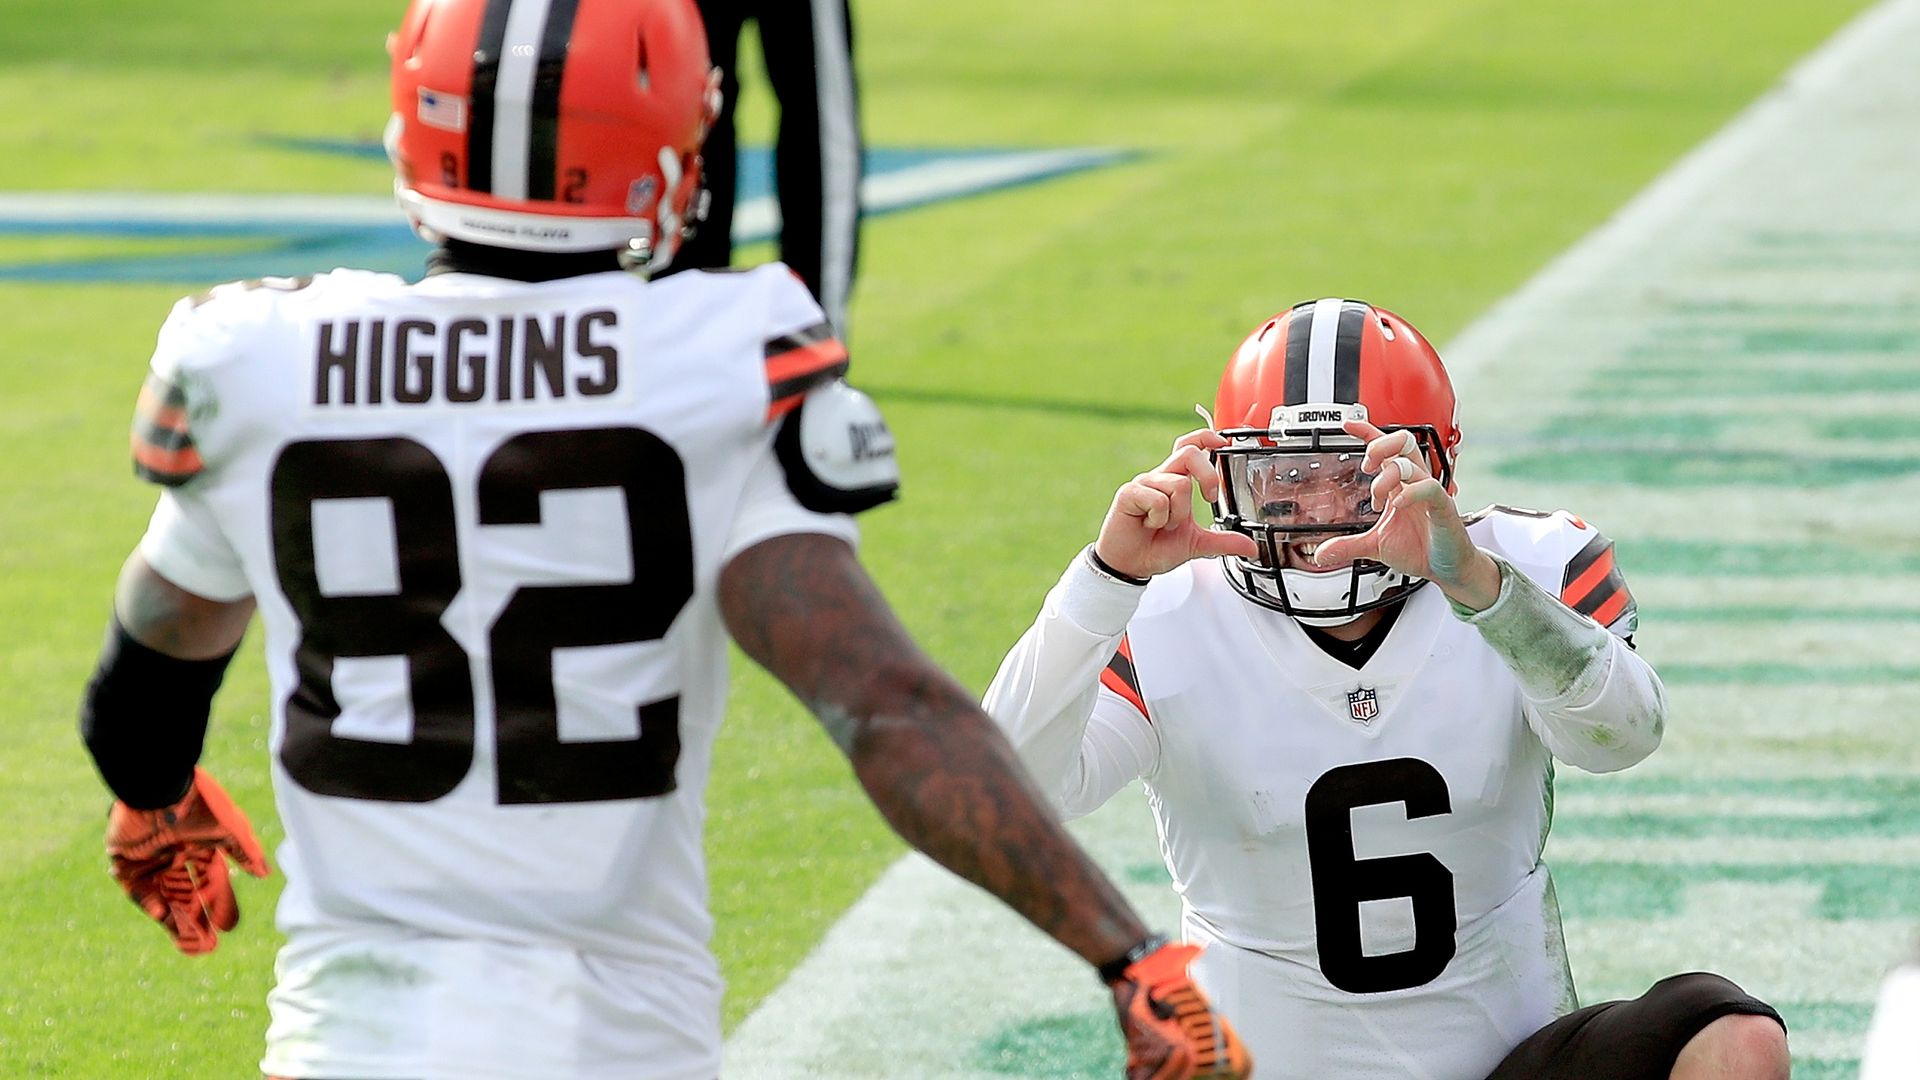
[{"left": 1650, "top": 606, "right": 1920, "bottom": 623}]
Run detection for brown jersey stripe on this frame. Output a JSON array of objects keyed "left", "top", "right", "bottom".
[
  {"left": 768, "top": 355, "right": 850, "bottom": 403},
  {"left": 767, "top": 336, "right": 848, "bottom": 384},
  {"left": 1562, "top": 546, "right": 1618, "bottom": 610},
  {"left": 1562, "top": 532, "right": 1612, "bottom": 594},
  {"left": 764, "top": 320, "right": 837, "bottom": 358},
  {"left": 766, "top": 393, "right": 807, "bottom": 422},
  {"left": 1100, "top": 635, "right": 1149, "bottom": 720},
  {"left": 135, "top": 378, "right": 190, "bottom": 432},
  {"left": 1589, "top": 584, "right": 1635, "bottom": 628},
  {"left": 132, "top": 372, "right": 201, "bottom": 484},
  {"left": 765, "top": 354, "right": 851, "bottom": 422},
  {"left": 1571, "top": 566, "right": 1630, "bottom": 618},
  {"left": 132, "top": 439, "right": 205, "bottom": 486},
  {"left": 134, "top": 417, "right": 193, "bottom": 453}
]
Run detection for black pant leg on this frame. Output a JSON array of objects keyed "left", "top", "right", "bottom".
[
  {"left": 754, "top": 0, "right": 861, "bottom": 335},
  {"left": 667, "top": 0, "right": 747, "bottom": 275},
  {"left": 1484, "top": 972, "right": 1784, "bottom": 1080}
]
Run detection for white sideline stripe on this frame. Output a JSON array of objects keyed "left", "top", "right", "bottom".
[
  {"left": 1546, "top": 835, "right": 1920, "bottom": 864},
  {"left": 0, "top": 193, "right": 406, "bottom": 225},
  {"left": 724, "top": 1, "right": 1920, "bottom": 1074},
  {"left": 809, "top": 0, "right": 860, "bottom": 335},
  {"left": 0, "top": 149, "right": 1117, "bottom": 241},
  {"left": 1438, "top": 0, "right": 1920, "bottom": 376}
]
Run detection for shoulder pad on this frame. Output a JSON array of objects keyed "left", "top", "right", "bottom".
[
  {"left": 183, "top": 274, "right": 317, "bottom": 313},
  {"left": 1465, "top": 505, "right": 1637, "bottom": 636},
  {"left": 773, "top": 380, "right": 899, "bottom": 514}
]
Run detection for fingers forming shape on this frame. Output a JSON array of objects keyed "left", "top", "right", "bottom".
[
  {"left": 1310, "top": 528, "right": 1380, "bottom": 569},
  {"left": 1159, "top": 443, "right": 1226, "bottom": 502},
  {"left": 1132, "top": 472, "right": 1194, "bottom": 532},
  {"left": 1392, "top": 476, "right": 1450, "bottom": 511},
  {"left": 1117, "top": 478, "right": 1174, "bottom": 531},
  {"left": 1363, "top": 428, "right": 1422, "bottom": 473},
  {"left": 1173, "top": 427, "right": 1230, "bottom": 453},
  {"left": 1194, "top": 527, "right": 1259, "bottom": 561},
  {"left": 1343, "top": 419, "right": 1386, "bottom": 443}
]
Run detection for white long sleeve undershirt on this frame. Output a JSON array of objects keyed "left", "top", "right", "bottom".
[
  {"left": 982, "top": 548, "right": 1158, "bottom": 819},
  {"left": 984, "top": 547, "right": 1668, "bottom": 819}
]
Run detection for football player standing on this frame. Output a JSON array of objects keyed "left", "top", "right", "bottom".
[
  {"left": 74, "top": 2, "right": 1249, "bottom": 1078},
  {"left": 985, "top": 299, "right": 1791, "bottom": 1079}
]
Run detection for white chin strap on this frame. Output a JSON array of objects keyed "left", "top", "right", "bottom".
[{"left": 1228, "top": 558, "right": 1420, "bottom": 627}]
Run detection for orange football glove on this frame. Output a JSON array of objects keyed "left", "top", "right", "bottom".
[
  {"left": 105, "top": 767, "right": 270, "bottom": 955},
  {"left": 1111, "top": 942, "right": 1252, "bottom": 1080}
]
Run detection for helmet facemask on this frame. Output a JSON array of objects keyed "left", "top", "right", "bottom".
[{"left": 1210, "top": 403, "right": 1446, "bottom": 626}]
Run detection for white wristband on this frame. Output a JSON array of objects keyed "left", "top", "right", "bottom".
[{"left": 1057, "top": 546, "right": 1151, "bottom": 637}]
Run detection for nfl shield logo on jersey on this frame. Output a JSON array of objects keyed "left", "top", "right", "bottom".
[{"left": 1347, "top": 687, "right": 1380, "bottom": 725}]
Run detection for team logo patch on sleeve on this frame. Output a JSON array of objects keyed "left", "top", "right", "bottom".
[{"left": 130, "top": 371, "right": 204, "bottom": 486}]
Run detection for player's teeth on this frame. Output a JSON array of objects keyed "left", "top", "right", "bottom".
[{"left": 1301, "top": 542, "right": 1319, "bottom": 557}]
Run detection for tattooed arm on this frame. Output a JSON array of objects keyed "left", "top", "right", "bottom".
[
  {"left": 719, "top": 532, "right": 1151, "bottom": 967},
  {"left": 115, "top": 554, "right": 255, "bottom": 659}
]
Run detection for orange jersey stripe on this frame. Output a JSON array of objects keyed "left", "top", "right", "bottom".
[
  {"left": 1100, "top": 668, "right": 1149, "bottom": 719},
  {"left": 765, "top": 339, "right": 848, "bottom": 386},
  {"left": 766, "top": 393, "right": 807, "bottom": 422},
  {"left": 1101, "top": 636, "right": 1149, "bottom": 720},
  {"left": 135, "top": 383, "right": 189, "bottom": 434},
  {"left": 1561, "top": 546, "right": 1616, "bottom": 609},
  {"left": 1590, "top": 586, "right": 1633, "bottom": 628},
  {"left": 132, "top": 436, "right": 204, "bottom": 477}
]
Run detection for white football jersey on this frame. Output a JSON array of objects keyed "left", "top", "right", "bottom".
[
  {"left": 131, "top": 262, "right": 883, "bottom": 1080},
  {"left": 985, "top": 508, "right": 1656, "bottom": 1080},
  {"left": 1862, "top": 963, "right": 1920, "bottom": 1080}
]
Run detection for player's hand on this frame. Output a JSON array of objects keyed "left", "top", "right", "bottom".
[
  {"left": 105, "top": 767, "right": 271, "bottom": 956},
  {"left": 1310, "top": 420, "right": 1500, "bottom": 610},
  {"left": 1094, "top": 431, "right": 1258, "bottom": 581},
  {"left": 1111, "top": 942, "right": 1252, "bottom": 1080}
]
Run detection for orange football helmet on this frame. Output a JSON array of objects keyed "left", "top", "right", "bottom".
[
  {"left": 1210, "top": 299, "right": 1462, "bottom": 624},
  {"left": 386, "top": 0, "right": 722, "bottom": 268}
]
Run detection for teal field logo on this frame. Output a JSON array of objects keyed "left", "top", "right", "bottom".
[{"left": 0, "top": 144, "right": 1128, "bottom": 284}]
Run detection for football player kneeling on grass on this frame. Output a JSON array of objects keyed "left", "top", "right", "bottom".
[
  {"left": 985, "top": 299, "right": 1790, "bottom": 1079},
  {"left": 75, "top": 1, "right": 1248, "bottom": 1077}
]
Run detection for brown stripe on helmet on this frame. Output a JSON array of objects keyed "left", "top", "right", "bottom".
[
  {"left": 526, "top": 0, "right": 582, "bottom": 201},
  {"left": 466, "top": 0, "right": 517, "bottom": 195},
  {"left": 1281, "top": 301, "right": 1314, "bottom": 405},
  {"left": 1332, "top": 300, "right": 1367, "bottom": 402}
]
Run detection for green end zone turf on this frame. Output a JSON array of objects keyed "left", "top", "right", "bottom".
[{"left": 0, "top": 0, "right": 1898, "bottom": 1075}]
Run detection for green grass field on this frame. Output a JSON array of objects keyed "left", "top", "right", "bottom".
[{"left": 0, "top": 0, "right": 1890, "bottom": 1075}]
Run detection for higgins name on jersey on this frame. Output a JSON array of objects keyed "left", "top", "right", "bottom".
[{"left": 311, "top": 306, "right": 623, "bottom": 407}]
